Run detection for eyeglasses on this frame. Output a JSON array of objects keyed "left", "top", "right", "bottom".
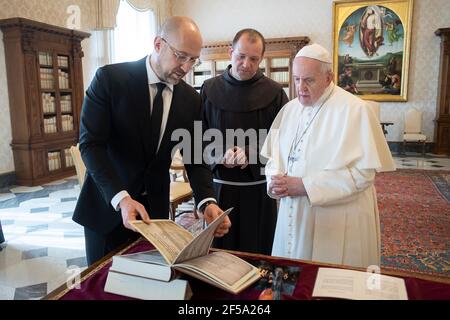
[{"left": 161, "top": 38, "right": 201, "bottom": 67}]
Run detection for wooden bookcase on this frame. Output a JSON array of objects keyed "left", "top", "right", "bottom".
[
  {"left": 186, "top": 36, "right": 310, "bottom": 99},
  {"left": 0, "top": 18, "right": 90, "bottom": 186},
  {"left": 434, "top": 28, "right": 450, "bottom": 155}
]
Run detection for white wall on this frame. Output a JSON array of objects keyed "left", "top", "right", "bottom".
[{"left": 173, "top": 0, "right": 450, "bottom": 143}]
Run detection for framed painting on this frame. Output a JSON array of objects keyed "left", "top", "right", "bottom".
[{"left": 332, "top": 0, "right": 414, "bottom": 101}]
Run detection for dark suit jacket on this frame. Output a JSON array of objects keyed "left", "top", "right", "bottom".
[{"left": 73, "top": 57, "right": 215, "bottom": 235}]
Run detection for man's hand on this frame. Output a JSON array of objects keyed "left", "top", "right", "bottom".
[
  {"left": 269, "top": 175, "right": 307, "bottom": 198},
  {"left": 203, "top": 203, "right": 231, "bottom": 237},
  {"left": 119, "top": 196, "right": 151, "bottom": 231},
  {"left": 222, "top": 147, "right": 248, "bottom": 169}
]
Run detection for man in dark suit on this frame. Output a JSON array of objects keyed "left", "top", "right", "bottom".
[{"left": 73, "top": 16, "right": 231, "bottom": 266}]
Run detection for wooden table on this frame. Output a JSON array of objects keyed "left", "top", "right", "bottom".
[{"left": 44, "top": 238, "right": 450, "bottom": 301}]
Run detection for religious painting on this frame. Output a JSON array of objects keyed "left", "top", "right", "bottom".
[{"left": 332, "top": 0, "right": 413, "bottom": 101}]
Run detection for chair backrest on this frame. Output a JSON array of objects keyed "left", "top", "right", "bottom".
[
  {"left": 70, "top": 144, "right": 86, "bottom": 187},
  {"left": 404, "top": 109, "right": 423, "bottom": 133},
  {"left": 366, "top": 100, "right": 381, "bottom": 121},
  {"left": 170, "top": 149, "right": 188, "bottom": 182}
]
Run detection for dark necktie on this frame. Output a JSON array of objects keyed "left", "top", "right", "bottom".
[{"left": 150, "top": 82, "right": 166, "bottom": 156}]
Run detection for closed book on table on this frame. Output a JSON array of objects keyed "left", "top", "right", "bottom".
[
  {"left": 110, "top": 249, "right": 174, "bottom": 281},
  {"left": 104, "top": 270, "right": 192, "bottom": 300}
]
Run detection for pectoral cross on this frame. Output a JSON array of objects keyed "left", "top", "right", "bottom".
[
  {"left": 288, "top": 155, "right": 299, "bottom": 163},
  {"left": 288, "top": 155, "right": 299, "bottom": 173}
]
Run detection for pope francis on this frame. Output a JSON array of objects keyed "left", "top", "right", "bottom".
[{"left": 261, "top": 43, "right": 395, "bottom": 268}]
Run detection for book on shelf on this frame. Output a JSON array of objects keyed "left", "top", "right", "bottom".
[
  {"left": 312, "top": 267, "right": 408, "bottom": 300},
  {"left": 104, "top": 270, "right": 192, "bottom": 300},
  {"left": 129, "top": 208, "right": 261, "bottom": 295}
]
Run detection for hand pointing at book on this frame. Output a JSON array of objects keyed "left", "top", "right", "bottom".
[{"left": 203, "top": 203, "right": 231, "bottom": 237}]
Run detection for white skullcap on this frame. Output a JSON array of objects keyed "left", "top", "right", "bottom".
[{"left": 295, "top": 43, "right": 332, "bottom": 63}]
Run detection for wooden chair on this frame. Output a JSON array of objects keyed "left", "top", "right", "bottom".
[
  {"left": 402, "top": 109, "right": 427, "bottom": 156},
  {"left": 70, "top": 144, "right": 86, "bottom": 187},
  {"left": 169, "top": 152, "right": 197, "bottom": 221}
]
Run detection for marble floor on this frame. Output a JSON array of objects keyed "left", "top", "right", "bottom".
[
  {"left": 394, "top": 152, "right": 450, "bottom": 170},
  {"left": 0, "top": 177, "right": 84, "bottom": 300},
  {"left": 0, "top": 152, "right": 449, "bottom": 300}
]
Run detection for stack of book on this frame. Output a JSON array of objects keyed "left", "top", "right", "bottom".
[
  {"left": 104, "top": 208, "right": 261, "bottom": 300},
  {"left": 105, "top": 250, "right": 193, "bottom": 300}
]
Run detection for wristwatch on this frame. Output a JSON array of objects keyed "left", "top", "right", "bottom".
[{"left": 199, "top": 200, "right": 216, "bottom": 214}]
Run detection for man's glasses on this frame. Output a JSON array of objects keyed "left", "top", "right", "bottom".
[{"left": 161, "top": 38, "right": 201, "bottom": 67}]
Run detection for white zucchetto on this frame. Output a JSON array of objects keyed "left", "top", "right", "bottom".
[{"left": 295, "top": 43, "right": 332, "bottom": 63}]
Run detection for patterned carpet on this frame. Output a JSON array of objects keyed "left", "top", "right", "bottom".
[{"left": 375, "top": 169, "right": 450, "bottom": 277}]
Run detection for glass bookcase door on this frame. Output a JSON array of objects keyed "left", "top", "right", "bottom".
[
  {"left": 39, "top": 52, "right": 57, "bottom": 134},
  {"left": 57, "top": 55, "right": 74, "bottom": 133},
  {"left": 192, "top": 61, "right": 212, "bottom": 91},
  {"left": 215, "top": 60, "right": 230, "bottom": 76},
  {"left": 47, "top": 150, "right": 62, "bottom": 172},
  {"left": 39, "top": 52, "right": 75, "bottom": 134},
  {"left": 47, "top": 147, "right": 75, "bottom": 173},
  {"left": 268, "top": 57, "right": 291, "bottom": 98}
]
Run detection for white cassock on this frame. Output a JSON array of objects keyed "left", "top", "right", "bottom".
[{"left": 261, "top": 83, "right": 395, "bottom": 268}]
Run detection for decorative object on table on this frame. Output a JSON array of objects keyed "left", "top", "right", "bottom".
[{"left": 253, "top": 260, "right": 301, "bottom": 300}]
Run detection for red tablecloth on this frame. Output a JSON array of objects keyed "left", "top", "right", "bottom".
[{"left": 55, "top": 240, "right": 450, "bottom": 300}]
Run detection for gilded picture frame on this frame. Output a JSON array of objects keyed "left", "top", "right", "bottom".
[{"left": 332, "top": 0, "right": 414, "bottom": 101}]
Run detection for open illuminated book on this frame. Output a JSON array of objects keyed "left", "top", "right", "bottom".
[{"left": 129, "top": 208, "right": 261, "bottom": 295}]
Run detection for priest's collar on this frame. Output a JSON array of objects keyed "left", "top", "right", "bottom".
[
  {"left": 146, "top": 55, "right": 174, "bottom": 91},
  {"left": 223, "top": 65, "right": 264, "bottom": 86},
  {"left": 311, "top": 82, "right": 335, "bottom": 108}
]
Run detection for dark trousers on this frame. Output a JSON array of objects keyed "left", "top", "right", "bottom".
[
  {"left": 212, "top": 183, "right": 277, "bottom": 255},
  {"left": 83, "top": 195, "right": 149, "bottom": 266},
  {"left": 84, "top": 223, "right": 139, "bottom": 266},
  {"left": 0, "top": 220, "right": 4, "bottom": 244}
]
